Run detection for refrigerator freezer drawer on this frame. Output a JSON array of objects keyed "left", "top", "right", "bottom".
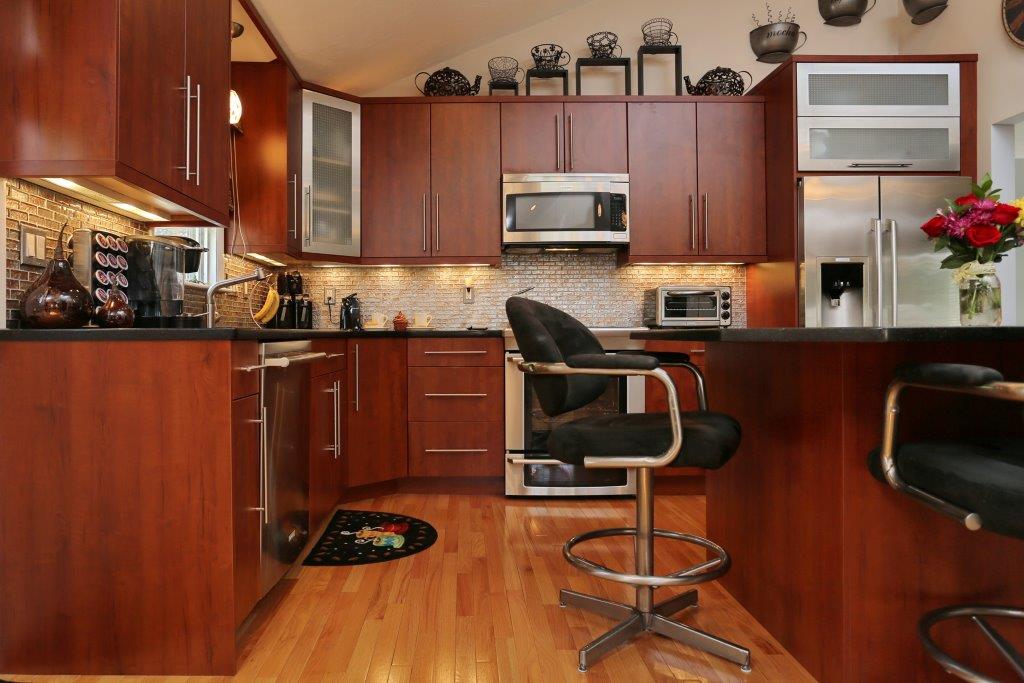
[{"left": 798, "top": 117, "right": 960, "bottom": 172}]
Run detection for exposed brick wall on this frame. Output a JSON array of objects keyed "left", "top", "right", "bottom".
[{"left": 4, "top": 178, "right": 257, "bottom": 328}]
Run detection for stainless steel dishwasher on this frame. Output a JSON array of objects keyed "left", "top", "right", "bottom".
[{"left": 253, "top": 340, "right": 326, "bottom": 597}]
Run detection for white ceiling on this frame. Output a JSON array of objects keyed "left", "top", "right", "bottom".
[{"left": 246, "top": 0, "right": 594, "bottom": 93}]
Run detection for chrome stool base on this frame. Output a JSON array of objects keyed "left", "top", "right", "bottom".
[{"left": 919, "top": 605, "right": 1024, "bottom": 683}]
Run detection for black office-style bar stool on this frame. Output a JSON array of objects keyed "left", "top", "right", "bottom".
[
  {"left": 869, "top": 362, "right": 1024, "bottom": 682},
  {"left": 505, "top": 297, "right": 750, "bottom": 673}
]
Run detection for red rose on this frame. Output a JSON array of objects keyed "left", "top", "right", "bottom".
[
  {"left": 955, "top": 194, "right": 980, "bottom": 207},
  {"left": 920, "top": 215, "right": 947, "bottom": 238},
  {"left": 965, "top": 224, "right": 1002, "bottom": 248},
  {"left": 991, "top": 203, "right": 1021, "bottom": 225}
]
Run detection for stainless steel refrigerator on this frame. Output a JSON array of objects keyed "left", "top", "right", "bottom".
[{"left": 800, "top": 175, "right": 971, "bottom": 328}]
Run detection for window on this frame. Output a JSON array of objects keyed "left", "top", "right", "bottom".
[{"left": 151, "top": 226, "right": 224, "bottom": 287}]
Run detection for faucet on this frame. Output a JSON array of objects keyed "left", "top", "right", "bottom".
[{"left": 206, "top": 268, "right": 269, "bottom": 328}]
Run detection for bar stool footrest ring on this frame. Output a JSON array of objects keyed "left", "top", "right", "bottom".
[{"left": 919, "top": 604, "right": 1024, "bottom": 683}]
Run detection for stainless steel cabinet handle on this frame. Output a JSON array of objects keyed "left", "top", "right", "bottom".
[
  {"left": 175, "top": 75, "right": 193, "bottom": 179},
  {"left": 425, "top": 448, "right": 488, "bottom": 454},
  {"left": 423, "top": 350, "right": 487, "bottom": 355},
  {"left": 873, "top": 219, "right": 885, "bottom": 327},
  {"left": 424, "top": 393, "right": 487, "bottom": 398},
  {"left": 247, "top": 414, "right": 267, "bottom": 517},
  {"left": 325, "top": 352, "right": 345, "bottom": 359},
  {"left": 422, "top": 193, "right": 427, "bottom": 252},
  {"left": 259, "top": 404, "right": 268, "bottom": 524},
  {"left": 689, "top": 194, "right": 696, "bottom": 251},
  {"left": 888, "top": 219, "right": 899, "bottom": 327},
  {"left": 688, "top": 349, "right": 706, "bottom": 354},
  {"left": 289, "top": 174, "right": 298, "bottom": 238},
  {"left": 567, "top": 113, "right": 574, "bottom": 171},
  {"left": 324, "top": 382, "right": 341, "bottom": 458},
  {"left": 354, "top": 344, "right": 360, "bottom": 411},
  {"left": 702, "top": 193, "right": 710, "bottom": 251},
  {"left": 434, "top": 194, "right": 440, "bottom": 252},
  {"left": 303, "top": 186, "right": 312, "bottom": 246},
  {"left": 194, "top": 82, "right": 201, "bottom": 186},
  {"left": 554, "top": 114, "right": 561, "bottom": 171}
]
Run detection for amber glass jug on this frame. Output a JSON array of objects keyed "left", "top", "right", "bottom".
[{"left": 18, "top": 221, "right": 93, "bottom": 329}]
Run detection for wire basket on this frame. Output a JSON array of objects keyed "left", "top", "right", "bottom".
[
  {"left": 488, "top": 56, "right": 524, "bottom": 84},
  {"left": 531, "top": 43, "right": 571, "bottom": 70},
  {"left": 641, "top": 17, "right": 679, "bottom": 46},
  {"left": 247, "top": 272, "right": 278, "bottom": 328},
  {"left": 586, "top": 31, "right": 621, "bottom": 58}
]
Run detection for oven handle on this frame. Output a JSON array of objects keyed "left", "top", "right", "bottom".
[{"left": 506, "top": 457, "right": 564, "bottom": 465}]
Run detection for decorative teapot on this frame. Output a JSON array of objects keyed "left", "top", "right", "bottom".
[
  {"left": 415, "top": 67, "right": 482, "bottom": 97},
  {"left": 684, "top": 67, "right": 753, "bottom": 97}
]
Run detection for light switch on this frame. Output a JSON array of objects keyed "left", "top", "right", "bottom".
[{"left": 19, "top": 224, "right": 47, "bottom": 267}]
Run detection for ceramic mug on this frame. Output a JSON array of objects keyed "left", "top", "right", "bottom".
[
  {"left": 364, "top": 314, "right": 388, "bottom": 329},
  {"left": 412, "top": 314, "right": 432, "bottom": 328}
]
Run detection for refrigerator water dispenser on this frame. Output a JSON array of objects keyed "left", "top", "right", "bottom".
[{"left": 819, "top": 262, "right": 864, "bottom": 328}]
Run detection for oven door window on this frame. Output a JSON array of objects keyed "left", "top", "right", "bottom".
[
  {"left": 663, "top": 293, "right": 718, "bottom": 321},
  {"left": 506, "top": 192, "right": 606, "bottom": 232},
  {"left": 520, "top": 375, "right": 629, "bottom": 489}
]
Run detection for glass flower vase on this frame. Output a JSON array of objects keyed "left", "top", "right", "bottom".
[{"left": 958, "top": 267, "right": 1002, "bottom": 327}]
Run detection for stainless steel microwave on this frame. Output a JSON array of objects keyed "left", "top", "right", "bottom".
[
  {"left": 649, "top": 286, "right": 732, "bottom": 328},
  {"left": 502, "top": 173, "right": 629, "bottom": 246}
]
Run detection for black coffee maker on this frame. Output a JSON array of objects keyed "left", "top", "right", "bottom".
[
  {"left": 340, "top": 292, "right": 362, "bottom": 330},
  {"left": 271, "top": 271, "right": 305, "bottom": 328}
]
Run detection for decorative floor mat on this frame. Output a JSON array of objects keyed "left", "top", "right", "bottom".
[{"left": 303, "top": 509, "right": 437, "bottom": 566}]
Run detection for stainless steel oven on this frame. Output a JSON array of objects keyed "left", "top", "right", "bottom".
[
  {"left": 502, "top": 173, "right": 629, "bottom": 246},
  {"left": 504, "top": 328, "right": 644, "bottom": 496}
]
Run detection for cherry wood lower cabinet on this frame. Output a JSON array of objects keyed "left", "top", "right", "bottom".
[
  {"left": 310, "top": 370, "right": 345, "bottom": 530},
  {"left": 346, "top": 338, "right": 409, "bottom": 487},
  {"left": 232, "top": 393, "right": 262, "bottom": 630},
  {"left": 407, "top": 366, "right": 504, "bottom": 422},
  {"left": 409, "top": 422, "right": 504, "bottom": 477}
]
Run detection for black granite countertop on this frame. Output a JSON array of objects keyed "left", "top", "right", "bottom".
[
  {"left": 632, "top": 327, "right": 1024, "bottom": 343},
  {"left": 0, "top": 327, "right": 504, "bottom": 342}
]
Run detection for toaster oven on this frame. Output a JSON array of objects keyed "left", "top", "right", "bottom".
[{"left": 649, "top": 286, "right": 732, "bottom": 328}]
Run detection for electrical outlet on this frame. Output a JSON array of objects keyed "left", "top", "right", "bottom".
[
  {"left": 325, "top": 288, "right": 336, "bottom": 306},
  {"left": 463, "top": 285, "right": 474, "bottom": 304}
]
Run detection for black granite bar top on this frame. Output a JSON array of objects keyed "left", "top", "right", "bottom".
[
  {"left": 0, "top": 327, "right": 504, "bottom": 342},
  {"left": 632, "top": 326, "right": 1024, "bottom": 343}
]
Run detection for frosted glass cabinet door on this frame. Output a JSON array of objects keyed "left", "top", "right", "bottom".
[
  {"left": 302, "top": 91, "right": 361, "bottom": 257},
  {"left": 798, "top": 117, "right": 960, "bottom": 172},
  {"left": 796, "top": 63, "right": 960, "bottom": 117}
]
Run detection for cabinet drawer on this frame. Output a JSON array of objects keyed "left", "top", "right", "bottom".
[
  {"left": 409, "top": 421, "right": 504, "bottom": 477},
  {"left": 231, "top": 342, "right": 259, "bottom": 399},
  {"left": 408, "top": 367, "right": 503, "bottom": 422},
  {"left": 311, "top": 339, "right": 347, "bottom": 376},
  {"left": 408, "top": 337, "right": 503, "bottom": 367}
]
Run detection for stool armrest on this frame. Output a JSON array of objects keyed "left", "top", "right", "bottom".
[
  {"left": 516, "top": 360, "right": 683, "bottom": 469},
  {"left": 614, "top": 351, "right": 709, "bottom": 410},
  {"left": 567, "top": 353, "right": 659, "bottom": 370}
]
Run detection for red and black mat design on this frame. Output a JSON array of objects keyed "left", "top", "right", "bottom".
[{"left": 303, "top": 509, "right": 437, "bottom": 566}]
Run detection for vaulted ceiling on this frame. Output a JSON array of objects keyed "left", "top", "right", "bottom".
[{"left": 246, "top": 0, "right": 594, "bottom": 94}]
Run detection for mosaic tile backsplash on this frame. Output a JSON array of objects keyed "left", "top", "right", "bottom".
[{"left": 301, "top": 254, "right": 745, "bottom": 330}]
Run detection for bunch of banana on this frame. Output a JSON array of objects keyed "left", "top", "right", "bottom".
[{"left": 253, "top": 287, "right": 280, "bottom": 325}]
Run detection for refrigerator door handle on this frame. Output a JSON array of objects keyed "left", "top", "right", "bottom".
[
  {"left": 887, "top": 219, "right": 899, "bottom": 327},
  {"left": 872, "top": 219, "right": 885, "bottom": 327}
]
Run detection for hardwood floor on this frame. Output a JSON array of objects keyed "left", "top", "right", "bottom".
[{"left": 5, "top": 493, "right": 812, "bottom": 682}]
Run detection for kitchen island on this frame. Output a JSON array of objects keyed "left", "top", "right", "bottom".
[
  {"left": 633, "top": 327, "right": 1024, "bottom": 683},
  {"left": 0, "top": 328, "right": 504, "bottom": 675}
]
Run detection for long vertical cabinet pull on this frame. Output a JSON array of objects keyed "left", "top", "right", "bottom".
[
  {"left": 193, "top": 83, "right": 201, "bottom": 186},
  {"left": 434, "top": 194, "right": 440, "bottom": 253},
  {"left": 422, "top": 194, "right": 428, "bottom": 252},
  {"left": 259, "top": 404, "right": 269, "bottom": 524},
  {"left": 324, "top": 383, "right": 339, "bottom": 456},
  {"left": 703, "top": 193, "right": 710, "bottom": 251},
  {"left": 554, "top": 114, "right": 561, "bottom": 171},
  {"left": 333, "top": 380, "right": 342, "bottom": 458},
  {"left": 689, "top": 194, "right": 697, "bottom": 251},
  {"left": 353, "top": 344, "right": 360, "bottom": 411},
  {"left": 176, "top": 75, "right": 193, "bottom": 180},
  {"left": 289, "top": 175, "right": 298, "bottom": 238},
  {"left": 567, "top": 113, "right": 574, "bottom": 171},
  {"left": 872, "top": 219, "right": 885, "bottom": 326},
  {"left": 303, "top": 186, "right": 312, "bottom": 246},
  {"left": 888, "top": 219, "right": 899, "bottom": 327}
]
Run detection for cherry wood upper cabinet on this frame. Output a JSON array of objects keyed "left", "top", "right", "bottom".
[
  {"left": 118, "top": 0, "right": 187, "bottom": 193},
  {"left": 697, "top": 103, "right": 766, "bottom": 257},
  {"left": 346, "top": 339, "right": 409, "bottom": 487},
  {"left": 430, "top": 103, "right": 501, "bottom": 259},
  {"left": 0, "top": 0, "right": 231, "bottom": 226},
  {"left": 563, "top": 103, "right": 628, "bottom": 174},
  {"left": 361, "top": 104, "right": 431, "bottom": 259},
  {"left": 184, "top": 0, "right": 231, "bottom": 215},
  {"left": 627, "top": 103, "right": 699, "bottom": 257},
  {"left": 500, "top": 103, "right": 565, "bottom": 173}
]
